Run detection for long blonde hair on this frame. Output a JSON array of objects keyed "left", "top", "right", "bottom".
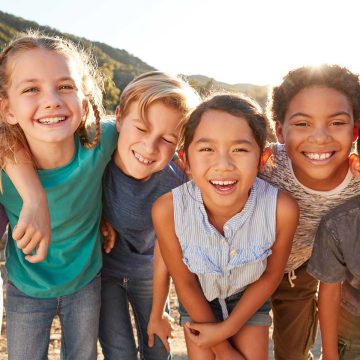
[{"left": 0, "top": 31, "right": 105, "bottom": 168}]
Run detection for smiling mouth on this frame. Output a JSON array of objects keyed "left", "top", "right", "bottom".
[
  {"left": 133, "top": 151, "right": 154, "bottom": 165},
  {"left": 303, "top": 152, "right": 334, "bottom": 161},
  {"left": 37, "top": 116, "right": 66, "bottom": 124},
  {"left": 209, "top": 179, "right": 238, "bottom": 192}
]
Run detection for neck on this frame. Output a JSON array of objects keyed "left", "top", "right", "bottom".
[
  {"left": 292, "top": 162, "right": 349, "bottom": 191},
  {"left": 204, "top": 197, "right": 248, "bottom": 235},
  {"left": 29, "top": 138, "right": 76, "bottom": 170}
]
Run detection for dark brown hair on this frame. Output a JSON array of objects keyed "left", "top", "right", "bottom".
[
  {"left": 180, "top": 93, "right": 269, "bottom": 159},
  {"left": 269, "top": 64, "right": 360, "bottom": 125}
]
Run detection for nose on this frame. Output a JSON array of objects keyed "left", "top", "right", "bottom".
[
  {"left": 42, "top": 89, "right": 62, "bottom": 109},
  {"left": 143, "top": 136, "right": 158, "bottom": 155},
  {"left": 308, "top": 125, "right": 332, "bottom": 144},
  {"left": 214, "top": 153, "right": 235, "bottom": 171}
]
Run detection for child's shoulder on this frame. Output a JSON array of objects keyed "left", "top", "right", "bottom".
[
  {"left": 97, "top": 117, "right": 117, "bottom": 156},
  {"left": 100, "top": 117, "right": 116, "bottom": 137},
  {"left": 321, "top": 195, "right": 360, "bottom": 224},
  {"left": 152, "top": 191, "right": 174, "bottom": 218}
]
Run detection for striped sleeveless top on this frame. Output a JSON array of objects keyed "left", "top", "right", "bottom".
[{"left": 172, "top": 177, "right": 278, "bottom": 301}]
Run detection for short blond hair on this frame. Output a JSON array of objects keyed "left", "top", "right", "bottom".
[{"left": 119, "top": 71, "right": 199, "bottom": 141}]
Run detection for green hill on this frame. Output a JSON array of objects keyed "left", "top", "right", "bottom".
[
  {"left": 0, "top": 10, "right": 155, "bottom": 111},
  {"left": 0, "top": 10, "right": 268, "bottom": 111}
]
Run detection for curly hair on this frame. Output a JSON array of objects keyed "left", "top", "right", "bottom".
[{"left": 269, "top": 64, "right": 360, "bottom": 125}]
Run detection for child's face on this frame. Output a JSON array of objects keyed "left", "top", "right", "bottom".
[
  {"left": 114, "top": 100, "right": 182, "bottom": 180},
  {"left": 2, "top": 48, "right": 86, "bottom": 152},
  {"left": 276, "top": 86, "right": 354, "bottom": 191},
  {"left": 186, "top": 110, "right": 260, "bottom": 216}
]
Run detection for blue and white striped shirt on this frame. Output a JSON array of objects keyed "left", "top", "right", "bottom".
[{"left": 172, "top": 177, "right": 278, "bottom": 301}]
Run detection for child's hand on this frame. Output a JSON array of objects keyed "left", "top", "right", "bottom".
[
  {"left": 101, "top": 219, "right": 116, "bottom": 253},
  {"left": 184, "top": 321, "right": 224, "bottom": 349},
  {"left": 147, "top": 312, "right": 174, "bottom": 352},
  {"left": 349, "top": 153, "right": 360, "bottom": 179},
  {"left": 14, "top": 196, "right": 51, "bottom": 263}
]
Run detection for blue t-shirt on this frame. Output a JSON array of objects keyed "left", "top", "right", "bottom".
[
  {"left": 102, "top": 160, "right": 185, "bottom": 279},
  {"left": 0, "top": 120, "right": 117, "bottom": 298}
]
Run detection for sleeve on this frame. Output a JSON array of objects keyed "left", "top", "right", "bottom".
[
  {"left": 307, "top": 218, "right": 346, "bottom": 283},
  {"left": 0, "top": 204, "right": 8, "bottom": 239},
  {"left": 99, "top": 118, "right": 118, "bottom": 161}
]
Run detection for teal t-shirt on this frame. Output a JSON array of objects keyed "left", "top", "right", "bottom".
[{"left": 1, "top": 120, "right": 117, "bottom": 298}]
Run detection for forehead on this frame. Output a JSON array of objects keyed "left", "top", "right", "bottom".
[
  {"left": 286, "top": 86, "right": 352, "bottom": 117},
  {"left": 125, "top": 100, "right": 182, "bottom": 132},
  {"left": 8, "top": 48, "right": 80, "bottom": 86},
  {"left": 194, "top": 110, "right": 255, "bottom": 140}
]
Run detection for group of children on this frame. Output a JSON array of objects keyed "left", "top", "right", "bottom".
[{"left": 0, "top": 31, "right": 359, "bottom": 360}]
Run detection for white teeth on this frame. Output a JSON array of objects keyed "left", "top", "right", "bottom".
[
  {"left": 38, "top": 117, "right": 66, "bottom": 124},
  {"left": 210, "top": 180, "right": 236, "bottom": 186},
  {"left": 134, "top": 151, "right": 153, "bottom": 164},
  {"left": 305, "top": 152, "right": 332, "bottom": 160}
]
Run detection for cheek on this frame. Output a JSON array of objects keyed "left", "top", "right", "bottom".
[
  {"left": 160, "top": 143, "right": 176, "bottom": 160},
  {"left": 283, "top": 131, "right": 301, "bottom": 148},
  {"left": 116, "top": 134, "right": 131, "bottom": 156}
]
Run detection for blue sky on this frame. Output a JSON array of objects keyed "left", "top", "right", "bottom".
[{"left": 2, "top": 0, "right": 360, "bottom": 85}]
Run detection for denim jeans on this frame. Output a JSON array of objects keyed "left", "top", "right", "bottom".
[
  {"left": 99, "top": 275, "right": 170, "bottom": 360},
  {"left": 6, "top": 275, "right": 101, "bottom": 360},
  {"left": 179, "top": 290, "right": 272, "bottom": 327}
]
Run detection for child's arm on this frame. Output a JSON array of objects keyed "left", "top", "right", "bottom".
[
  {"left": 318, "top": 282, "right": 341, "bottom": 360},
  {"left": 100, "top": 219, "right": 117, "bottom": 253},
  {"left": 186, "top": 191, "right": 299, "bottom": 348},
  {"left": 152, "top": 193, "right": 244, "bottom": 359},
  {"left": 147, "top": 241, "right": 174, "bottom": 352},
  {"left": 4, "top": 152, "right": 50, "bottom": 263}
]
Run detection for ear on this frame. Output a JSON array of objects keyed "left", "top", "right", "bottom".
[
  {"left": 260, "top": 147, "right": 272, "bottom": 171},
  {"left": 275, "top": 121, "right": 285, "bottom": 144},
  {"left": 353, "top": 125, "right": 359, "bottom": 143},
  {"left": 115, "top": 105, "right": 121, "bottom": 132},
  {"left": 0, "top": 97, "right": 18, "bottom": 125}
]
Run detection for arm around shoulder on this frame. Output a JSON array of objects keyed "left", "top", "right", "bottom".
[{"left": 4, "top": 149, "right": 51, "bottom": 263}]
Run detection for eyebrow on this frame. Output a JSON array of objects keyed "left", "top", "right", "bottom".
[
  {"left": 15, "top": 77, "right": 76, "bottom": 89},
  {"left": 288, "top": 111, "right": 352, "bottom": 120},
  {"left": 194, "top": 138, "right": 253, "bottom": 146}
]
